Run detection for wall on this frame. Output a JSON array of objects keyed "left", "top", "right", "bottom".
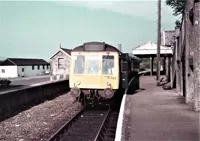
[
  {"left": 173, "top": 0, "right": 200, "bottom": 111},
  {"left": 0, "top": 80, "right": 69, "bottom": 120},
  {"left": 0, "top": 66, "right": 18, "bottom": 78},
  {"left": 17, "top": 65, "right": 50, "bottom": 77},
  {"left": 50, "top": 51, "right": 70, "bottom": 81},
  {"left": 193, "top": 2, "right": 200, "bottom": 111}
]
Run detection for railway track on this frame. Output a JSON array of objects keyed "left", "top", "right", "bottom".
[{"left": 48, "top": 105, "right": 119, "bottom": 141}]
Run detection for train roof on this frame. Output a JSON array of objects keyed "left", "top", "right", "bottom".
[
  {"left": 120, "top": 53, "right": 141, "bottom": 62},
  {"left": 128, "top": 53, "right": 141, "bottom": 61},
  {"left": 72, "top": 41, "right": 122, "bottom": 53},
  {"left": 71, "top": 41, "right": 140, "bottom": 62}
]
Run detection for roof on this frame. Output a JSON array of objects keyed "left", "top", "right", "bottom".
[
  {"left": 132, "top": 41, "right": 173, "bottom": 56},
  {"left": 0, "top": 60, "right": 3, "bottom": 65},
  {"left": 60, "top": 48, "right": 72, "bottom": 55},
  {"left": 49, "top": 48, "right": 72, "bottom": 59},
  {"left": 1, "top": 58, "right": 49, "bottom": 66},
  {"left": 72, "top": 41, "right": 121, "bottom": 53},
  {"left": 162, "top": 30, "right": 176, "bottom": 46}
]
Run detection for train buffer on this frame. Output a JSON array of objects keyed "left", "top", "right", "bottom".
[{"left": 115, "top": 76, "right": 199, "bottom": 141}]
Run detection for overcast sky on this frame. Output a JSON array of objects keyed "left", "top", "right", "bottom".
[{"left": 0, "top": 1, "right": 179, "bottom": 60}]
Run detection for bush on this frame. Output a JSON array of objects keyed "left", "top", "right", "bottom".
[{"left": 0, "top": 79, "right": 11, "bottom": 88}]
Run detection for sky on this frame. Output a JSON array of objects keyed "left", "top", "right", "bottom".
[{"left": 0, "top": 0, "right": 179, "bottom": 61}]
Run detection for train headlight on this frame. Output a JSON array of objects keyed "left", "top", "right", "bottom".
[
  {"left": 103, "top": 88, "right": 114, "bottom": 99},
  {"left": 70, "top": 87, "right": 81, "bottom": 98},
  {"left": 77, "top": 81, "right": 81, "bottom": 85},
  {"left": 74, "top": 81, "right": 81, "bottom": 87},
  {"left": 106, "top": 82, "right": 111, "bottom": 86}
]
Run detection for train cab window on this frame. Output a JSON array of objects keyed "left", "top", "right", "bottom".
[
  {"left": 73, "top": 55, "right": 85, "bottom": 74},
  {"left": 102, "top": 55, "right": 114, "bottom": 74},
  {"left": 87, "top": 55, "right": 100, "bottom": 74}
]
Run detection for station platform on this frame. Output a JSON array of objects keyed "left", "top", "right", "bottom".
[
  {"left": 116, "top": 76, "right": 199, "bottom": 141},
  {"left": 0, "top": 76, "right": 51, "bottom": 94}
]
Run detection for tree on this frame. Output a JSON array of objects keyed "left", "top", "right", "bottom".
[
  {"left": 175, "top": 20, "right": 181, "bottom": 28},
  {"left": 165, "top": 0, "right": 186, "bottom": 16},
  {"left": 165, "top": 0, "right": 186, "bottom": 28}
]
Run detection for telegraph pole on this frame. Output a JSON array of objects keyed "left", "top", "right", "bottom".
[{"left": 156, "top": 0, "right": 161, "bottom": 86}]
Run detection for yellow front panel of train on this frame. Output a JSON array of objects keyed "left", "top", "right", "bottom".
[{"left": 69, "top": 52, "right": 119, "bottom": 89}]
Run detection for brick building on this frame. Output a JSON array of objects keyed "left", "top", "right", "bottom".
[{"left": 49, "top": 47, "right": 71, "bottom": 82}]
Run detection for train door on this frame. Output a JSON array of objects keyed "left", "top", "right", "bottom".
[{"left": 120, "top": 57, "right": 129, "bottom": 89}]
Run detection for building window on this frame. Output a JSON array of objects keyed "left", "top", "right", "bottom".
[
  {"left": 32, "top": 65, "right": 34, "bottom": 70},
  {"left": 1, "top": 69, "right": 5, "bottom": 73},
  {"left": 58, "top": 58, "right": 64, "bottom": 69},
  {"left": 43, "top": 65, "right": 45, "bottom": 69},
  {"left": 38, "top": 65, "right": 40, "bottom": 70},
  {"left": 22, "top": 68, "right": 24, "bottom": 72}
]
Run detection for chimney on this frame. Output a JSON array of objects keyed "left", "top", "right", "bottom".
[{"left": 117, "top": 44, "right": 122, "bottom": 51}]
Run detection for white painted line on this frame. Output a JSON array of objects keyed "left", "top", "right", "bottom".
[
  {"left": 10, "top": 75, "right": 50, "bottom": 81},
  {"left": 115, "top": 78, "right": 134, "bottom": 141},
  {"left": 115, "top": 74, "right": 143, "bottom": 141},
  {"left": 30, "top": 81, "right": 52, "bottom": 87},
  {"left": 29, "top": 78, "right": 69, "bottom": 87},
  {"left": 114, "top": 94, "right": 126, "bottom": 141}
]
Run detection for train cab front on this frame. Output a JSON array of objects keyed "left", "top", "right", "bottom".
[{"left": 69, "top": 51, "right": 119, "bottom": 101}]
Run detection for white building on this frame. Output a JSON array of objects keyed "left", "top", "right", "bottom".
[
  {"left": 132, "top": 41, "right": 173, "bottom": 56},
  {"left": 0, "top": 58, "right": 50, "bottom": 78},
  {"left": 132, "top": 41, "right": 173, "bottom": 76},
  {"left": 49, "top": 47, "right": 71, "bottom": 82}
]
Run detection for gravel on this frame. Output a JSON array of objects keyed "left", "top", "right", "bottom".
[{"left": 0, "top": 92, "right": 81, "bottom": 141}]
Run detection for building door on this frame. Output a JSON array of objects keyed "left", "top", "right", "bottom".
[
  {"left": 182, "top": 55, "right": 186, "bottom": 97},
  {"left": 22, "top": 67, "right": 25, "bottom": 77}
]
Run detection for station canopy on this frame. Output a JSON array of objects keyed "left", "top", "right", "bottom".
[{"left": 132, "top": 41, "right": 173, "bottom": 57}]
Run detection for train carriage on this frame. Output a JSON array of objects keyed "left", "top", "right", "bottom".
[{"left": 69, "top": 42, "right": 140, "bottom": 103}]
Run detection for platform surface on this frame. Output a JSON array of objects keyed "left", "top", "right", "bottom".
[
  {"left": 124, "top": 76, "right": 199, "bottom": 141},
  {"left": 0, "top": 75, "right": 50, "bottom": 94}
]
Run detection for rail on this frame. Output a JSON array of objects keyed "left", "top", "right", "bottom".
[
  {"left": 93, "top": 109, "right": 111, "bottom": 141},
  {"left": 47, "top": 104, "right": 119, "bottom": 141},
  {"left": 47, "top": 106, "right": 85, "bottom": 141}
]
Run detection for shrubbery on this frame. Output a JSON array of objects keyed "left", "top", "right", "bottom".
[{"left": 0, "top": 79, "right": 11, "bottom": 88}]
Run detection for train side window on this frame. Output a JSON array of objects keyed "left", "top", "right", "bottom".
[
  {"left": 131, "top": 61, "right": 134, "bottom": 71},
  {"left": 102, "top": 55, "right": 114, "bottom": 74},
  {"left": 73, "top": 55, "right": 85, "bottom": 74},
  {"left": 121, "top": 60, "right": 129, "bottom": 72}
]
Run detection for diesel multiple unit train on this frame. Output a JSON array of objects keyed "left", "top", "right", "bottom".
[{"left": 69, "top": 41, "right": 140, "bottom": 104}]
